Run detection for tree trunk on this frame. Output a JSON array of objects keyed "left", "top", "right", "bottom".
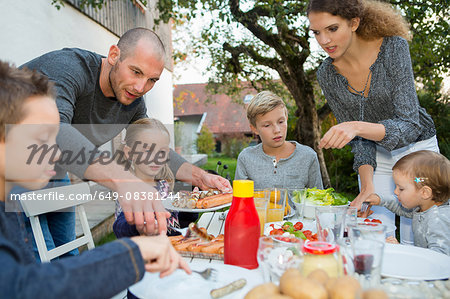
[
  {"left": 295, "top": 95, "right": 331, "bottom": 188},
  {"left": 282, "top": 72, "right": 331, "bottom": 188}
]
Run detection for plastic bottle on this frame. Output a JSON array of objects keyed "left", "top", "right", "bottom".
[{"left": 224, "top": 180, "right": 260, "bottom": 269}]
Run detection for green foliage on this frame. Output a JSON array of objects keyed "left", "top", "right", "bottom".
[
  {"left": 418, "top": 91, "right": 450, "bottom": 158},
  {"left": 95, "top": 232, "right": 116, "bottom": 246},
  {"left": 200, "top": 155, "right": 237, "bottom": 181},
  {"left": 390, "top": 0, "right": 449, "bottom": 91},
  {"left": 196, "top": 126, "right": 216, "bottom": 155},
  {"left": 222, "top": 134, "right": 252, "bottom": 159},
  {"left": 323, "top": 147, "right": 359, "bottom": 196}
]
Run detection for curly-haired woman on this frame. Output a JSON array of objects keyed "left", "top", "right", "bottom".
[{"left": 307, "top": 0, "right": 439, "bottom": 244}]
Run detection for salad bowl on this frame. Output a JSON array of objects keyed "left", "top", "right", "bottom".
[{"left": 291, "top": 188, "right": 349, "bottom": 219}]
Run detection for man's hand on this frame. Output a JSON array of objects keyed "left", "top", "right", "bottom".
[
  {"left": 197, "top": 172, "right": 232, "bottom": 193},
  {"left": 131, "top": 235, "right": 191, "bottom": 278},
  {"left": 176, "top": 162, "right": 232, "bottom": 193},
  {"left": 117, "top": 180, "right": 171, "bottom": 235}
]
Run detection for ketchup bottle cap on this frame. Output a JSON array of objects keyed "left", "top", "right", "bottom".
[{"left": 233, "top": 180, "right": 254, "bottom": 198}]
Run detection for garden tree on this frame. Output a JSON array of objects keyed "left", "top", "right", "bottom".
[
  {"left": 52, "top": 0, "right": 449, "bottom": 187},
  {"left": 157, "top": 0, "right": 449, "bottom": 188},
  {"left": 196, "top": 126, "right": 216, "bottom": 155}
]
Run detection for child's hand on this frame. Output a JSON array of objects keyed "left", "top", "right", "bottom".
[
  {"left": 386, "top": 236, "right": 399, "bottom": 244},
  {"left": 132, "top": 235, "right": 191, "bottom": 277}
]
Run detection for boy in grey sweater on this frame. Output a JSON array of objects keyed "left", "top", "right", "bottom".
[{"left": 235, "top": 91, "right": 323, "bottom": 190}]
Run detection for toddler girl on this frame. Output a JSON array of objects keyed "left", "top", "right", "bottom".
[{"left": 366, "top": 150, "right": 450, "bottom": 255}]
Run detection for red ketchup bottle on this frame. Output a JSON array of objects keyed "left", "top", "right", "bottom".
[{"left": 224, "top": 180, "right": 260, "bottom": 269}]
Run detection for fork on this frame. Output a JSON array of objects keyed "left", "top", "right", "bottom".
[
  {"left": 360, "top": 202, "right": 370, "bottom": 214},
  {"left": 168, "top": 226, "right": 191, "bottom": 238},
  {"left": 192, "top": 268, "right": 218, "bottom": 280}
]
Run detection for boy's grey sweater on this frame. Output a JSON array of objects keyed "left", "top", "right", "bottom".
[
  {"left": 235, "top": 141, "right": 323, "bottom": 190},
  {"left": 380, "top": 197, "right": 450, "bottom": 256}
]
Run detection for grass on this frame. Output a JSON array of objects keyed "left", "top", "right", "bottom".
[
  {"left": 200, "top": 154, "right": 238, "bottom": 181},
  {"left": 95, "top": 232, "right": 117, "bottom": 246}
]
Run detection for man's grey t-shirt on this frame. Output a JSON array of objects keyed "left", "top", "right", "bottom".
[{"left": 22, "top": 48, "right": 185, "bottom": 179}]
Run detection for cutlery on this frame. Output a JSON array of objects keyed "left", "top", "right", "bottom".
[
  {"left": 360, "top": 202, "right": 370, "bottom": 214},
  {"left": 192, "top": 268, "right": 217, "bottom": 280}
]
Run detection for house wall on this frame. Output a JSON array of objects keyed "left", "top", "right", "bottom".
[
  {"left": 0, "top": 0, "right": 174, "bottom": 146},
  {"left": 177, "top": 115, "right": 204, "bottom": 154}
]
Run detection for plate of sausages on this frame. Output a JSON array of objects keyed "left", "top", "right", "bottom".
[
  {"left": 164, "top": 190, "right": 233, "bottom": 212},
  {"left": 169, "top": 227, "right": 225, "bottom": 259}
]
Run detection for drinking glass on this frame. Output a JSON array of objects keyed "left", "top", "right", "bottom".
[
  {"left": 254, "top": 189, "right": 270, "bottom": 235},
  {"left": 344, "top": 207, "right": 358, "bottom": 237},
  {"left": 352, "top": 239, "right": 384, "bottom": 289},
  {"left": 257, "top": 236, "right": 303, "bottom": 284},
  {"left": 266, "top": 188, "right": 287, "bottom": 223},
  {"left": 289, "top": 189, "right": 306, "bottom": 220},
  {"left": 315, "top": 206, "right": 347, "bottom": 243},
  {"left": 350, "top": 222, "right": 387, "bottom": 244}
]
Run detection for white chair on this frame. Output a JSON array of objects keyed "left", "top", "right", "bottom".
[{"left": 20, "top": 182, "right": 95, "bottom": 262}]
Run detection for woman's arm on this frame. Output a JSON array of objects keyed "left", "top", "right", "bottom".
[
  {"left": 377, "top": 37, "right": 423, "bottom": 150},
  {"left": 350, "top": 164, "right": 375, "bottom": 210},
  {"left": 319, "top": 121, "right": 386, "bottom": 149}
]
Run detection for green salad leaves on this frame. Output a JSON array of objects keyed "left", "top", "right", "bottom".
[{"left": 292, "top": 188, "right": 348, "bottom": 206}]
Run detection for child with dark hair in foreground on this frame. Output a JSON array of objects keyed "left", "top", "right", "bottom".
[{"left": 0, "top": 61, "right": 189, "bottom": 298}]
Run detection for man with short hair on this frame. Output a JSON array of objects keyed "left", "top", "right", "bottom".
[{"left": 20, "top": 27, "right": 230, "bottom": 259}]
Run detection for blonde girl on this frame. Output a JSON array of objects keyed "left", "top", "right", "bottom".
[{"left": 114, "top": 118, "right": 180, "bottom": 237}]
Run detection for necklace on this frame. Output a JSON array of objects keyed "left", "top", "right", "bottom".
[{"left": 348, "top": 69, "right": 372, "bottom": 97}]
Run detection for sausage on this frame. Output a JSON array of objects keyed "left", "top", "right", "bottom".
[
  {"left": 189, "top": 222, "right": 214, "bottom": 241},
  {"left": 200, "top": 241, "right": 224, "bottom": 254},
  {"left": 186, "top": 243, "right": 208, "bottom": 252},
  {"left": 173, "top": 238, "right": 200, "bottom": 251},
  {"left": 168, "top": 235, "right": 184, "bottom": 245},
  {"left": 210, "top": 279, "right": 247, "bottom": 298},
  {"left": 202, "top": 193, "right": 233, "bottom": 209}
]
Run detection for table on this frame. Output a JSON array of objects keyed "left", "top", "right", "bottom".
[
  {"left": 190, "top": 212, "right": 450, "bottom": 298},
  {"left": 129, "top": 212, "right": 450, "bottom": 299}
]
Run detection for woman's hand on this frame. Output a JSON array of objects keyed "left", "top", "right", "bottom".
[
  {"left": 319, "top": 121, "right": 386, "bottom": 149},
  {"left": 365, "top": 193, "right": 381, "bottom": 206},
  {"left": 319, "top": 122, "right": 359, "bottom": 149},
  {"left": 386, "top": 236, "right": 399, "bottom": 244},
  {"left": 350, "top": 189, "right": 374, "bottom": 210},
  {"left": 132, "top": 235, "right": 191, "bottom": 278}
]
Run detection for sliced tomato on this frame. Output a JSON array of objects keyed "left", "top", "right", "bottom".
[
  {"left": 269, "top": 229, "right": 284, "bottom": 235},
  {"left": 282, "top": 224, "right": 292, "bottom": 231},
  {"left": 371, "top": 219, "right": 382, "bottom": 224},
  {"left": 364, "top": 218, "right": 371, "bottom": 223},
  {"left": 294, "top": 222, "right": 303, "bottom": 231},
  {"left": 303, "top": 230, "right": 312, "bottom": 237}
]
